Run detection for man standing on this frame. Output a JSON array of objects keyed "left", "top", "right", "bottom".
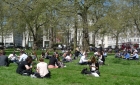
[{"left": 0, "top": 50, "right": 9, "bottom": 66}]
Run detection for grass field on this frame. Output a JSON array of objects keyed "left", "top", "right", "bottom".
[{"left": 0, "top": 50, "right": 140, "bottom": 85}]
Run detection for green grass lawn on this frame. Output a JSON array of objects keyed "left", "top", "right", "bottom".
[{"left": 0, "top": 51, "right": 140, "bottom": 85}]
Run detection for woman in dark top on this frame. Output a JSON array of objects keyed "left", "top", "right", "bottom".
[
  {"left": 89, "top": 56, "right": 99, "bottom": 71},
  {"left": 89, "top": 56, "right": 100, "bottom": 76},
  {"left": 16, "top": 56, "right": 33, "bottom": 76},
  {"left": 48, "top": 54, "right": 60, "bottom": 68}
]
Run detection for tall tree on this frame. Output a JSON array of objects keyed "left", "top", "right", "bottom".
[
  {"left": 105, "top": 0, "right": 128, "bottom": 47},
  {"left": 127, "top": 0, "right": 140, "bottom": 34},
  {"left": 4, "top": 0, "right": 62, "bottom": 49},
  {"left": 0, "top": 1, "right": 8, "bottom": 47},
  {"left": 88, "top": 0, "right": 107, "bottom": 47}
]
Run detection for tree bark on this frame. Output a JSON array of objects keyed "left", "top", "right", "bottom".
[{"left": 82, "top": 8, "right": 89, "bottom": 51}]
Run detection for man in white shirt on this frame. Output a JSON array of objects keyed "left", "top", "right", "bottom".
[
  {"left": 19, "top": 51, "right": 28, "bottom": 62},
  {"left": 79, "top": 53, "right": 89, "bottom": 65},
  {"left": 16, "top": 51, "right": 28, "bottom": 65},
  {"left": 8, "top": 52, "right": 18, "bottom": 63}
]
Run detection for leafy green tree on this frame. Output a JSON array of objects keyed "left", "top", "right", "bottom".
[
  {"left": 3, "top": 0, "right": 62, "bottom": 49},
  {"left": 88, "top": 0, "right": 108, "bottom": 47},
  {"left": 127, "top": 0, "right": 140, "bottom": 33},
  {"left": 104, "top": 0, "right": 128, "bottom": 47},
  {"left": 0, "top": 1, "right": 9, "bottom": 47}
]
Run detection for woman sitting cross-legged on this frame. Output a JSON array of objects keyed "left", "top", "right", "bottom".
[
  {"left": 31, "top": 58, "right": 51, "bottom": 78},
  {"left": 89, "top": 56, "right": 100, "bottom": 77},
  {"left": 16, "top": 56, "right": 33, "bottom": 76}
]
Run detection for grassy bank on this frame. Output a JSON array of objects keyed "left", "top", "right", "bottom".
[{"left": 0, "top": 50, "right": 140, "bottom": 85}]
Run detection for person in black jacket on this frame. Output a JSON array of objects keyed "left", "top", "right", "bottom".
[
  {"left": 73, "top": 50, "right": 80, "bottom": 59},
  {"left": 0, "top": 50, "right": 9, "bottom": 67},
  {"left": 16, "top": 56, "right": 33, "bottom": 76},
  {"left": 48, "top": 54, "right": 60, "bottom": 68}
]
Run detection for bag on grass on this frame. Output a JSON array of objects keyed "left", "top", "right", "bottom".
[{"left": 81, "top": 68, "right": 91, "bottom": 74}]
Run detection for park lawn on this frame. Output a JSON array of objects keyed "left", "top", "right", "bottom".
[{"left": 0, "top": 52, "right": 140, "bottom": 85}]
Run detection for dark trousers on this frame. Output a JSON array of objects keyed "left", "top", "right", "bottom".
[
  {"left": 79, "top": 62, "right": 89, "bottom": 65},
  {"left": 35, "top": 71, "right": 51, "bottom": 78},
  {"left": 20, "top": 69, "right": 33, "bottom": 76}
]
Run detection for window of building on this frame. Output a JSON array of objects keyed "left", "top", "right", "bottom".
[
  {"left": 134, "top": 39, "right": 136, "bottom": 42},
  {"left": 137, "top": 39, "right": 139, "bottom": 43}
]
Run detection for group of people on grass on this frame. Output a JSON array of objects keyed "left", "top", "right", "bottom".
[
  {"left": 79, "top": 48, "right": 107, "bottom": 77},
  {"left": 0, "top": 47, "right": 108, "bottom": 78},
  {"left": 115, "top": 48, "right": 139, "bottom": 60}
]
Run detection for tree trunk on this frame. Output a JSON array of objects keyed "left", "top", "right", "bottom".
[
  {"left": 92, "top": 33, "right": 96, "bottom": 47},
  {"left": 73, "top": 0, "right": 78, "bottom": 51},
  {"left": 32, "top": 29, "right": 39, "bottom": 50},
  {"left": 1, "top": 27, "right": 4, "bottom": 48},
  {"left": 115, "top": 34, "right": 119, "bottom": 48},
  {"left": 82, "top": 9, "right": 89, "bottom": 51},
  {"left": 49, "top": 27, "right": 54, "bottom": 48},
  {"left": 74, "top": 20, "right": 78, "bottom": 51},
  {"left": 33, "top": 37, "right": 38, "bottom": 50}
]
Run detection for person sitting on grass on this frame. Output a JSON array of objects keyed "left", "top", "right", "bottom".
[
  {"left": 73, "top": 49, "right": 80, "bottom": 60},
  {"left": 130, "top": 51, "right": 139, "bottom": 60},
  {"left": 64, "top": 51, "right": 72, "bottom": 62},
  {"left": 31, "top": 58, "right": 51, "bottom": 78},
  {"left": 89, "top": 56, "right": 100, "bottom": 77},
  {"left": 31, "top": 51, "right": 37, "bottom": 61},
  {"left": 0, "top": 50, "right": 9, "bottom": 67},
  {"left": 48, "top": 53, "right": 60, "bottom": 68},
  {"left": 124, "top": 51, "right": 130, "bottom": 60},
  {"left": 16, "top": 56, "right": 33, "bottom": 76},
  {"left": 79, "top": 53, "right": 90, "bottom": 65},
  {"left": 19, "top": 51, "right": 28, "bottom": 62},
  {"left": 16, "top": 50, "right": 28, "bottom": 65},
  {"left": 55, "top": 52, "right": 66, "bottom": 68},
  {"left": 62, "top": 51, "right": 67, "bottom": 62},
  {"left": 97, "top": 51, "right": 104, "bottom": 65},
  {"left": 115, "top": 51, "right": 122, "bottom": 58},
  {"left": 45, "top": 50, "right": 51, "bottom": 59},
  {"left": 8, "top": 52, "right": 18, "bottom": 63},
  {"left": 103, "top": 50, "right": 107, "bottom": 57},
  {"left": 41, "top": 51, "right": 45, "bottom": 58}
]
